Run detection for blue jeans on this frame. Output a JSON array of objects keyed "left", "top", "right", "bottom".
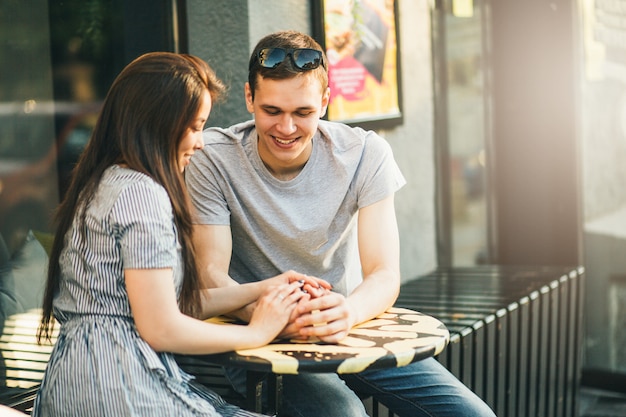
[{"left": 224, "top": 357, "right": 496, "bottom": 417}]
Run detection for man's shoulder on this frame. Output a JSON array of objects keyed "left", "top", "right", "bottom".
[
  {"left": 318, "top": 119, "right": 365, "bottom": 139},
  {"left": 203, "top": 119, "right": 255, "bottom": 146},
  {"left": 318, "top": 120, "right": 389, "bottom": 152}
]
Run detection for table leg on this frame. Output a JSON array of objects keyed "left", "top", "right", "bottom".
[
  {"left": 245, "top": 371, "right": 283, "bottom": 416},
  {"left": 245, "top": 371, "right": 264, "bottom": 413},
  {"left": 267, "top": 374, "right": 283, "bottom": 415}
]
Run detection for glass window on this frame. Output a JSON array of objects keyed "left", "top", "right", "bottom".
[
  {"left": 0, "top": 0, "right": 178, "bottom": 390},
  {"left": 580, "top": 0, "right": 626, "bottom": 378},
  {"left": 432, "top": 0, "right": 491, "bottom": 266}
]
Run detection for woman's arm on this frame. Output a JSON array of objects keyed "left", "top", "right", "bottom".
[
  {"left": 125, "top": 267, "right": 306, "bottom": 354},
  {"left": 198, "top": 272, "right": 322, "bottom": 318}
]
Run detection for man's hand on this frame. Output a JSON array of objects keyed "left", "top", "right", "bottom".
[
  {"left": 228, "top": 271, "right": 331, "bottom": 325},
  {"left": 262, "top": 271, "right": 331, "bottom": 298},
  {"left": 290, "top": 291, "right": 357, "bottom": 343}
]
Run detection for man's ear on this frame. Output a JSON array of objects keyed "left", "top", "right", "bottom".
[
  {"left": 320, "top": 87, "right": 331, "bottom": 118},
  {"left": 244, "top": 82, "right": 254, "bottom": 113}
]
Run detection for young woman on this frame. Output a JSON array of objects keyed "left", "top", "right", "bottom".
[{"left": 34, "top": 52, "right": 327, "bottom": 417}]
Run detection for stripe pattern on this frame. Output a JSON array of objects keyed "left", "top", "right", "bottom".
[{"left": 33, "top": 166, "right": 260, "bottom": 417}]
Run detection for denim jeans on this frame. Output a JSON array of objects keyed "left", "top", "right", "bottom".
[{"left": 224, "top": 357, "right": 496, "bottom": 417}]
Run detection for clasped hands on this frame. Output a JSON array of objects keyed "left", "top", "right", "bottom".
[{"left": 260, "top": 271, "right": 357, "bottom": 344}]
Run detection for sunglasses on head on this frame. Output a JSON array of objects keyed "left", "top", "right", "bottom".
[{"left": 255, "top": 47, "right": 325, "bottom": 71}]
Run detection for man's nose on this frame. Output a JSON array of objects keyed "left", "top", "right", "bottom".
[{"left": 276, "top": 115, "right": 296, "bottom": 135}]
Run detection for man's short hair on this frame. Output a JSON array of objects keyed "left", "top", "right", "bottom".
[{"left": 248, "top": 30, "right": 328, "bottom": 99}]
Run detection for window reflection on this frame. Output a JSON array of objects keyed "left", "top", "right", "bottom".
[
  {"left": 439, "top": 0, "right": 490, "bottom": 266},
  {"left": 0, "top": 0, "right": 177, "bottom": 393}
]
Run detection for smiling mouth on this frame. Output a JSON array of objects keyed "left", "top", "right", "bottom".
[{"left": 274, "top": 137, "right": 297, "bottom": 145}]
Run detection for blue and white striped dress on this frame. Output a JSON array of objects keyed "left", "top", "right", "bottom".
[{"left": 33, "top": 165, "right": 260, "bottom": 417}]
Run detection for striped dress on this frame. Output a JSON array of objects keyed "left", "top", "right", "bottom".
[{"left": 33, "top": 165, "right": 260, "bottom": 417}]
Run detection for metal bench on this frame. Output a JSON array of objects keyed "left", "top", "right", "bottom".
[
  {"left": 390, "top": 265, "right": 585, "bottom": 417},
  {"left": 1, "top": 266, "right": 584, "bottom": 417},
  {"left": 0, "top": 310, "right": 56, "bottom": 414}
]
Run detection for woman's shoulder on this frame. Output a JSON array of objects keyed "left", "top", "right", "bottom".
[
  {"left": 99, "top": 166, "right": 171, "bottom": 213},
  {"left": 103, "top": 165, "right": 165, "bottom": 193},
  {"left": 104, "top": 164, "right": 155, "bottom": 183}
]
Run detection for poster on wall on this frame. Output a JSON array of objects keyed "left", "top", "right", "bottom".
[{"left": 315, "top": 0, "right": 402, "bottom": 126}]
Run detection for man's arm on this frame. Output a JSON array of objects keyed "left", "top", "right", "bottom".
[
  {"left": 294, "top": 194, "right": 401, "bottom": 342},
  {"left": 192, "top": 224, "right": 329, "bottom": 321},
  {"left": 349, "top": 193, "right": 401, "bottom": 323},
  {"left": 193, "top": 224, "right": 237, "bottom": 289},
  {"left": 192, "top": 224, "right": 256, "bottom": 320}
]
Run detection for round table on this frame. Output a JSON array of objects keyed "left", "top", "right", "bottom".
[
  {"left": 206, "top": 306, "right": 449, "bottom": 374},
  {"left": 201, "top": 307, "right": 449, "bottom": 414}
]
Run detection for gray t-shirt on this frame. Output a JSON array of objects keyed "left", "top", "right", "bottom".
[{"left": 186, "top": 119, "right": 405, "bottom": 296}]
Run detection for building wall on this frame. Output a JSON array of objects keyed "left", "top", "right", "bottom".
[{"left": 185, "top": 0, "right": 437, "bottom": 282}]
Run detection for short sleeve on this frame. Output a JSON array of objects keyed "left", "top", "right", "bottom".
[
  {"left": 185, "top": 145, "right": 231, "bottom": 225},
  {"left": 355, "top": 131, "right": 406, "bottom": 209},
  {"left": 110, "top": 181, "right": 178, "bottom": 270}
]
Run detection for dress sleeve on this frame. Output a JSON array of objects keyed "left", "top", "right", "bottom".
[{"left": 110, "top": 181, "right": 178, "bottom": 270}]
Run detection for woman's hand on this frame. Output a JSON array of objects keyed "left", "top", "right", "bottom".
[
  {"left": 263, "top": 270, "right": 332, "bottom": 299},
  {"left": 247, "top": 281, "right": 310, "bottom": 343}
]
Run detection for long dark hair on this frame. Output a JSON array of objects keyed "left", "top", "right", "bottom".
[{"left": 37, "top": 52, "right": 226, "bottom": 342}]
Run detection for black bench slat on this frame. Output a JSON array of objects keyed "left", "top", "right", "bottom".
[
  {"left": 0, "top": 266, "right": 584, "bottom": 417},
  {"left": 391, "top": 265, "right": 584, "bottom": 417},
  {"left": 1, "top": 386, "right": 38, "bottom": 413},
  {"left": 0, "top": 311, "right": 56, "bottom": 414}
]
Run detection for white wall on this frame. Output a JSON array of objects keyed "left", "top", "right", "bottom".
[{"left": 387, "top": 0, "right": 437, "bottom": 280}]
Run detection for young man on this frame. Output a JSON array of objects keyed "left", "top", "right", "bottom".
[{"left": 186, "top": 30, "right": 495, "bottom": 417}]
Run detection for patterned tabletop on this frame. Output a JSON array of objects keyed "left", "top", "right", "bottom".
[{"left": 202, "top": 307, "right": 450, "bottom": 375}]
